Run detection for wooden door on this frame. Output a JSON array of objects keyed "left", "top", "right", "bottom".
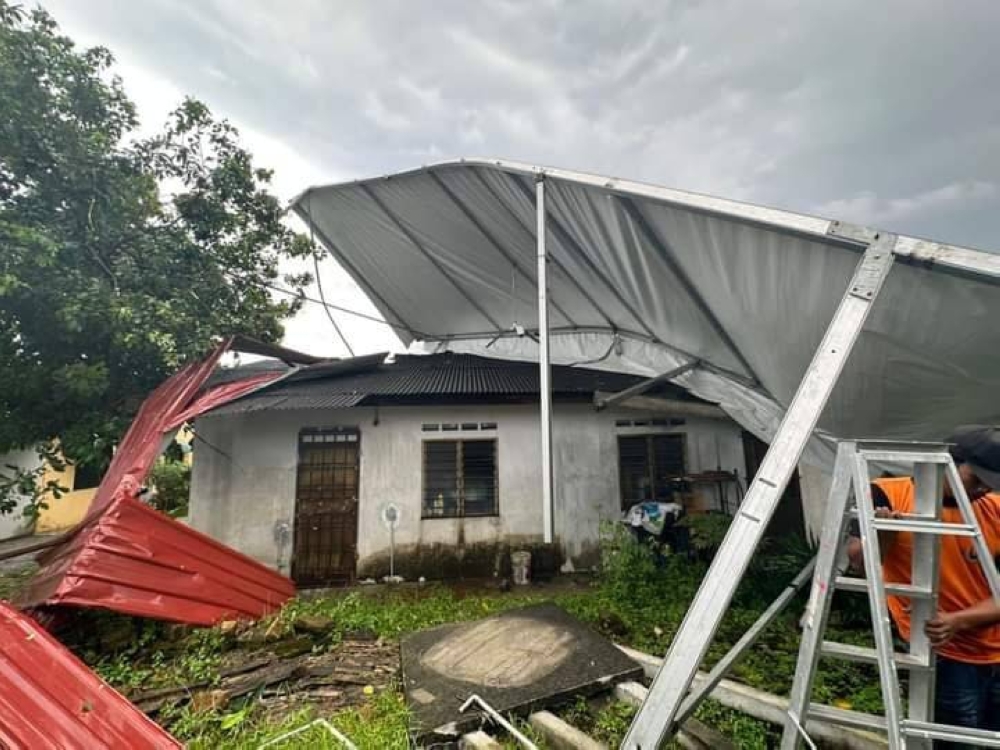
[{"left": 292, "top": 428, "right": 359, "bottom": 586}]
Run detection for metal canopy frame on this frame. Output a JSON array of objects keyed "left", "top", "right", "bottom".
[
  {"left": 594, "top": 359, "right": 701, "bottom": 411},
  {"left": 623, "top": 231, "right": 898, "bottom": 748},
  {"left": 291, "top": 160, "right": 1000, "bottom": 748}
]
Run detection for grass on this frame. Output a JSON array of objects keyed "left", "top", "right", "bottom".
[
  {"left": 0, "top": 563, "right": 35, "bottom": 601},
  {"left": 14, "top": 517, "right": 880, "bottom": 749}
]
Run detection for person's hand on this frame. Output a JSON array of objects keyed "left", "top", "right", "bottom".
[
  {"left": 926, "top": 611, "right": 968, "bottom": 647},
  {"left": 873, "top": 507, "right": 902, "bottom": 520}
]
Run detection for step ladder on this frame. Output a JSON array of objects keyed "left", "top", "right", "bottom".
[{"left": 782, "top": 441, "right": 1000, "bottom": 750}]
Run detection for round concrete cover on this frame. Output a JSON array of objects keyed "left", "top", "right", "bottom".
[{"left": 420, "top": 616, "right": 574, "bottom": 687}]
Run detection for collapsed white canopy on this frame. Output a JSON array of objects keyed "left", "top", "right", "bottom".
[{"left": 292, "top": 158, "right": 1000, "bottom": 458}]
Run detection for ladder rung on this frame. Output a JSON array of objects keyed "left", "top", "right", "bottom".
[
  {"left": 870, "top": 516, "right": 978, "bottom": 537},
  {"left": 858, "top": 450, "right": 951, "bottom": 464},
  {"left": 807, "top": 703, "right": 887, "bottom": 732},
  {"left": 834, "top": 576, "right": 934, "bottom": 598},
  {"left": 820, "top": 641, "right": 929, "bottom": 669},
  {"left": 903, "top": 719, "right": 1000, "bottom": 747}
]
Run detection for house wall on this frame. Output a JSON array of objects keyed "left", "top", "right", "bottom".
[
  {"left": 0, "top": 449, "right": 39, "bottom": 541},
  {"left": 189, "top": 403, "right": 746, "bottom": 577}
]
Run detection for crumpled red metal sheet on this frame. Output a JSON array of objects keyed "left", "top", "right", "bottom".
[
  {"left": 0, "top": 600, "right": 182, "bottom": 749},
  {"left": 17, "top": 339, "right": 297, "bottom": 625}
]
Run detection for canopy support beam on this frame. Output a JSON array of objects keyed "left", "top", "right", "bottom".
[
  {"left": 420, "top": 326, "right": 763, "bottom": 393},
  {"left": 616, "top": 196, "right": 761, "bottom": 385},
  {"left": 510, "top": 176, "right": 663, "bottom": 344},
  {"left": 427, "top": 171, "right": 578, "bottom": 328},
  {"left": 536, "top": 175, "right": 554, "bottom": 545},
  {"left": 594, "top": 359, "right": 700, "bottom": 410},
  {"left": 623, "top": 232, "right": 897, "bottom": 749},
  {"left": 359, "top": 184, "right": 505, "bottom": 333},
  {"left": 471, "top": 167, "right": 622, "bottom": 330}
]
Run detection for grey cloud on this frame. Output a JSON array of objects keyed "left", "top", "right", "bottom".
[{"left": 41, "top": 0, "right": 1000, "bottom": 250}]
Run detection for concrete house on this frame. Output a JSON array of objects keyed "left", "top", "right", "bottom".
[{"left": 189, "top": 352, "right": 760, "bottom": 586}]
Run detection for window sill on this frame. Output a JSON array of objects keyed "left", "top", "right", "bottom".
[{"left": 421, "top": 513, "right": 500, "bottom": 520}]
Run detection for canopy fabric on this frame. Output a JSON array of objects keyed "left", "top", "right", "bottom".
[{"left": 292, "top": 159, "right": 1000, "bottom": 460}]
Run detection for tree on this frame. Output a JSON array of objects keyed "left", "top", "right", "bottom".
[{"left": 0, "top": 3, "right": 314, "bottom": 513}]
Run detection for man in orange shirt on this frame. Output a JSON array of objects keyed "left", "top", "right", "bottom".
[{"left": 847, "top": 425, "right": 1000, "bottom": 746}]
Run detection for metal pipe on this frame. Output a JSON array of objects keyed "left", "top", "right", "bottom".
[
  {"left": 510, "top": 175, "right": 662, "bottom": 343},
  {"left": 470, "top": 167, "right": 621, "bottom": 329},
  {"left": 461, "top": 694, "right": 539, "bottom": 750},
  {"left": 428, "top": 170, "right": 576, "bottom": 328},
  {"left": 537, "top": 176, "right": 554, "bottom": 545},
  {"left": 594, "top": 360, "right": 700, "bottom": 410}
]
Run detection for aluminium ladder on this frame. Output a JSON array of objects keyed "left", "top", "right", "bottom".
[{"left": 782, "top": 441, "right": 1000, "bottom": 749}]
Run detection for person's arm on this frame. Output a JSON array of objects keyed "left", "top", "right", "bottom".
[
  {"left": 846, "top": 483, "right": 899, "bottom": 573},
  {"left": 926, "top": 599, "right": 1000, "bottom": 647}
]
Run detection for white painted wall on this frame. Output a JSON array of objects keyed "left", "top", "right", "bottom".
[
  {"left": 0, "top": 449, "right": 40, "bottom": 540},
  {"left": 190, "top": 403, "right": 746, "bottom": 575}
]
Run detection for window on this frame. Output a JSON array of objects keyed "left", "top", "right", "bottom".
[
  {"left": 423, "top": 439, "right": 498, "bottom": 518},
  {"left": 422, "top": 422, "right": 497, "bottom": 433},
  {"left": 618, "top": 434, "right": 686, "bottom": 509}
]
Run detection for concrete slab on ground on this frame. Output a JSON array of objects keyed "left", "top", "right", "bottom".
[{"left": 401, "top": 603, "right": 642, "bottom": 743}]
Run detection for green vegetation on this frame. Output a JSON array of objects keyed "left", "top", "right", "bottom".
[
  {"left": 50, "top": 520, "right": 879, "bottom": 749},
  {"left": 147, "top": 460, "right": 192, "bottom": 518},
  {"left": 0, "top": 2, "right": 314, "bottom": 513}
]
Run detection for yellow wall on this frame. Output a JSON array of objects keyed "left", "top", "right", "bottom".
[
  {"left": 35, "top": 454, "right": 94, "bottom": 533},
  {"left": 35, "top": 487, "right": 96, "bottom": 533},
  {"left": 33, "top": 427, "right": 194, "bottom": 533}
]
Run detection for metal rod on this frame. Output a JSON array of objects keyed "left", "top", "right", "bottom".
[
  {"left": 510, "top": 175, "right": 662, "bottom": 342},
  {"left": 389, "top": 521, "right": 395, "bottom": 579},
  {"left": 470, "top": 166, "right": 621, "bottom": 330},
  {"left": 428, "top": 170, "right": 576, "bottom": 328},
  {"left": 419, "top": 325, "right": 762, "bottom": 392},
  {"left": 623, "top": 234, "right": 897, "bottom": 749},
  {"left": 677, "top": 558, "right": 816, "bottom": 726},
  {"left": 616, "top": 196, "right": 761, "bottom": 384},
  {"left": 359, "top": 183, "right": 505, "bottom": 333},
  {"left": 852, "top": 453, "right": 905, "bottom": 748},
  {"left": 781, "top": 442, "right": 858, "bottom": 749},
  {"left": 460, "top": 694, "right": 539, "bottom": 750},
  {"left": 258, "top": 718, "right": 357, "bottom": 749},
  {"left": 595, "top": 360, "right": 700, "bottom": 410},
  {"left": 537, "top": 176, "right": 554, "bottom": 545}
]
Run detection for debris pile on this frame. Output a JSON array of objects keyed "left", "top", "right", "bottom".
[{"left": 126, "top": 614, "right": 399, "bottom": 720}]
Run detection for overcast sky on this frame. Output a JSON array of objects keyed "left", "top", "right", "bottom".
[{"left": 39, "top": 0, "right": 1000, "bottom": 357}]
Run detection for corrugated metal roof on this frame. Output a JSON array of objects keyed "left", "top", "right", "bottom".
[
  {"left": 205, "top": 352, "right": 707, "bottom": 416},
  {"left": 19, "top": 340, "right": 296, "bottom": 625},
  {"left": 0, "top": 601, "right": 181, "bottom": 749}
]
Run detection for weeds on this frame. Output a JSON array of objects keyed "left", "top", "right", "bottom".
[{"left": 54, "top": 519, "right": 880, "bottom": 748}]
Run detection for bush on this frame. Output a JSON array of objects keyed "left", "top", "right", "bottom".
[{"left": 148, "top": 460, "right": 191, "bottom": 517}]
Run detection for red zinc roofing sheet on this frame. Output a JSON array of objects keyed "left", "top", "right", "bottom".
[
  {"left": 17, "top": 339, "right": 297, "bottom": 625},
  {"left": 0, "top": 600, "right": 181, "bottom": 749}
]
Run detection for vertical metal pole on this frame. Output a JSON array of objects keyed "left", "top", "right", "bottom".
[
  {"left": 623, "top": 235, "right": 897, "bottom": 750},
  {"left": 536, "top": 175, "right": 554, "bottom": 544},
  {"left": 780, "top": 442, "right": 857, "bottom": 749},
  {"left": 906, "top": 461, "right": 943, "bottom": 749},
  {"left": 390, "top": 523, "right": 395, "bottom": 579}
]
